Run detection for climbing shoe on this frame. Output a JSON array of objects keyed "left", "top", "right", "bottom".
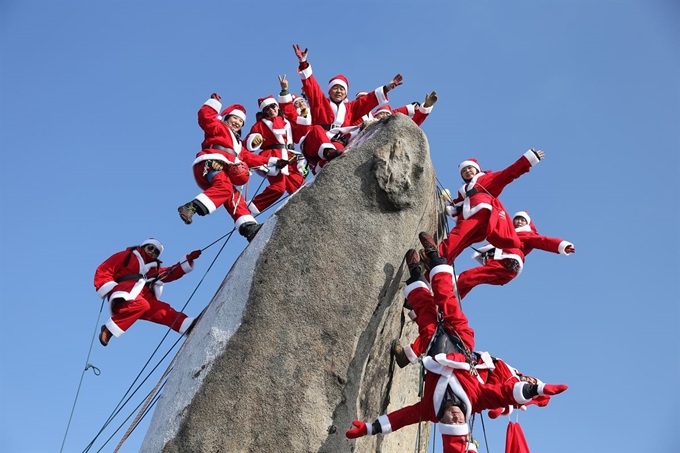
[
  {"left": 405, "top": 249, "right": 421, "bottom": 272},
  {"left": 239, "top": 222, "right": 262, "bottom": 242},
  {"left": 99, "top": 325, "right": 113, "bottom": 347},
  {"left": 178, "top": 202, "right": 197, "bottom": 225},
  {"left": 391, "top": 340, "right": 410, "bottom": 368},
  {"left": 418, "top": 232, "right": 438, "bottom": 254}
]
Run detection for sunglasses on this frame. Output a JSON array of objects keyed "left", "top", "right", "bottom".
[{"left": 144, "top": 244, "right": 160, "bottom": 256}]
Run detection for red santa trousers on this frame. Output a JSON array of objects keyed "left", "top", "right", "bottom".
[
  {"left": 192, "top": 163, "right": 251, "bottom": 222},
  {"left": 440, "top": 210, "right": 492, "bottom": 265},
  {"left": 455, "top": 259, "right": 517, "bottom": 300},
  {"left": 301, "top": 126, "right": 344, "bottom": 171},
  {"left": 250, "top": 168, "right": 305, "bottom": 213},
  {"left": 109, "top": 295, "right": 188, "bottom": 333}
]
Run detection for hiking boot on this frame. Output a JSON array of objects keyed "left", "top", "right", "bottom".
[
  {"left": 99, "top": 325, "right": 113, "bottom": 347},
  {"left": 405, "top": 249, "right": 421, "bottom": 272},
  {"left": 418, "top": 232, "right": 438, "bottom": 254},
  {"left": 391, "top": 339, "right": 410, "bottom": 368},
  {"left": 239, "top": 222, "right": 262, "bottom": 242},
  {"left": 322, "top": 147, "right": 342, "bottom": 161},
  {"left": 178, "top": 202, "right": 197, "bottom": 225}
]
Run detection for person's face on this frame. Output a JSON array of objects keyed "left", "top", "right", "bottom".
[
  {"left": 460, "top": 165, "right": 479, "bottom": 181},
  {"left": 329, "top": 84, "right": 347, "bottom": 102},
  {"left": 143, "top": 244, "right": 160, "bottom": 259},
  {"left": 226, "top": 115, "right": 244, "bottom": 132},
  {"left": 375, "top": 111, "right": 391, "bottom": 120},
  {"left": 440, "top": 405, "right": 465, "bottom": 425},
  {"left": 263, "top": 103, "right": 279, "bottom": 119},
  {"left": 294, "top": 98, "right": 307, "bottom": 110},
  {"left": 513, "top": 216, "right": 528, "bottom": 228}
]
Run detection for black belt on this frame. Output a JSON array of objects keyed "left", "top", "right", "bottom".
[
  {"left": 202, "top": 144, "right": 237, "bottom": 156},
  {"left": 319, "top": 124, "right": 341, "bottom": 131},
  {"left": 263, "top": 144, "right": 295, "bottom": 150},
  {"left": 465, "top": 187, "right": 478, "bottom": 197},
  {"left": 115, "top": 273, "right": 144, "bottom": 283}
]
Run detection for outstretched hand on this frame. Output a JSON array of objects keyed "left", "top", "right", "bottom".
[
  {"left": 565, "top": 245, "right": 576, "bottom": 253},
  {"left": 423, "top": 90, "right": 438, "bottom": 108},
  {"left": 210, "top": 93, "right": 221, "bottom": 101},
  {"left": 187, "top": 250, "right": 201, "bottom": 261},
  {"left": 278, "top": 74, "right": 288, "bottom": 91},
  {"left": 345, "top": 420, "right": 368, "bottom": 439},
  {"left": 292, "top": 44, "right": 308, "bottom": 62},
  {"left": 531, "top": 148, "right": 546, "bottom": 160},
  {"left": 385, "top": 73, "right": 404, "bottom": 92}
]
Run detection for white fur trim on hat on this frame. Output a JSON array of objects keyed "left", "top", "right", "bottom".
[
  {"left": 374, "top": 106, "right": 392, "bottom": 116},
  {"left": 458, "top": 159, "right": 480, "bottom": 173},
  {"left": 512, "top": 211, "right": 531, "bottom": 225},
  {"left": 328, "top": 77, "right": 348, "bottom": 92},
  {"left": 258, "top": 97, "right": 277, "bottom": 112},
  {"left": 141, "top": 238, "right": 164, "bottom": 256},
  {"left": 228, "top": 109, "right": 246, "bottom": 122}
]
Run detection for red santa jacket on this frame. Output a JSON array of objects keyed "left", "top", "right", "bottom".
[
  {"left": 94, "top": 247, "right": 194, "bottom": 302},
  {"left": 449, "top": 150, "right": 541, "bottom": 221},
  {"left": 194, "top": 98, "right": 272, "bottom": 170},
  {"left": 297, "top": 61, "right": 389, "bottom": 130}
]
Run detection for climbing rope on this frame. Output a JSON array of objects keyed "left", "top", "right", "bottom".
[
  {"left": 59, "top": 297, "right": 107, "bottom": 453},
  {"left": 76, "top": 181, "right": 301, "bottom": 452},
  {"left": 78, "top": 230, "right": 233, "bottom": 452}
]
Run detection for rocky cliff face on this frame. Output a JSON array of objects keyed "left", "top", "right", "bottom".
[{"left": 141, "top": 114, "right": 441, "bottom": 453}]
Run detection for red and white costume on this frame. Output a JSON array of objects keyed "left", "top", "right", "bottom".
[
  {"left": 354, "top": 265, "right": 555, "bottom": 451},
  {"left": 455, "top": 211, "right": 573, "bottom": 300},
  {"left": 297, "top": 62, "right": 389, "bottom": 173},
  {"left": 440, "top": 151, "right": 542, "bottom": 264},
  {"left": 192, "top": 99, "right": 277, "bottom": 230},
  {"left": 93, "top": 239, "right": 196, "bottom": 338},
  {"left": 244, "top": 95, "right": 308, "bottom": 214}
]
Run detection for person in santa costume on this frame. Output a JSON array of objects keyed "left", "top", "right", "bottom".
[
  {"left": 454, "top": 210, "right": 576, "bottom": 300},
  {"left": 439, "top": 150, "right": 546, "bottom": 265},
  {"left": 93, "top": 239, "right": 202, "bottom": 347},
  {"left": 345, "top": 233, "right": 567, "bottom": 451},
  {"left": 244, "top": 77, "right": 311, "bottom": 214},
  {"left": 177, "top": 93, "right": 286, "bottom": 242},
  {"left": 291, "top": 43, "right": 403, "bottom": 173}
]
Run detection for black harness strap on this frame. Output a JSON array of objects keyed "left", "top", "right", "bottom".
[
  {"left": 115, "top": 273, "right": 144, "bottom": 283},
  {"left": 262, "top": 143, "right": 295, "bottom": 150}
]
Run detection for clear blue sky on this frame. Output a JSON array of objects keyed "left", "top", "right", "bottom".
[{"left": 1, "top": 1, "right": 678, "bottom": 452}]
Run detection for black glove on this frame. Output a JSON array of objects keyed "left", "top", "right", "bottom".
[{"left": 275, "top": 159, "right": 289, "bottom": 169}]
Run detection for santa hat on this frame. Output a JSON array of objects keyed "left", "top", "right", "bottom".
[
  {"left": 141, "top": 238, "right": 164, "bottom": 257},
  {"left": 291, "top": 94, "right": 304, "bottom": 105},
  {"left": 328, "top": 74, "right": 349, "bottom": 92},
  {"left": 512, "top": 211, "right": 531, "bottom": 225},
  {"left": 355, "top": 91, "right": 368, "bottom": 99},
  {"left": 458, "top": 158, "right": 481, "bottom": 174},
  {"left": 505, "top": 421, "right": 531, "bottom": 453},
  {"left": 221, "top": 104, "right": 247, "bottom": 122},
  {"left": 374, "top": 105, "right": 393, "bottom": 116},
  {"left": 257, "top": 95, "right": 278, "bottom": 113},
  {"left": 513, "top": 210, "right": 538, "bottom": 233}
]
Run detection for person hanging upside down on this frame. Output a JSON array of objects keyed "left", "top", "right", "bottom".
[
  {"left": 345, "top": 233, "right": 568, "bottom": 452},
  {"left": 93, "top": 238, "right": 202, "bottom": 346}
]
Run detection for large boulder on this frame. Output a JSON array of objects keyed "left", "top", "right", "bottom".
[{"left": 141, "top": 113, "right": 441, "bottom": 453}]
